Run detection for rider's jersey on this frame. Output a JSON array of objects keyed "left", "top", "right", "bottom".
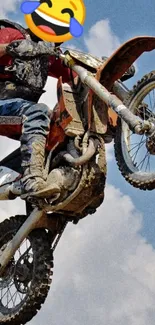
[
  {"left": 0, "top": 27, "right": 75, "bottom": 101},
  {"left": 0, "top": 27, "right": 73, "bottom": 83}
]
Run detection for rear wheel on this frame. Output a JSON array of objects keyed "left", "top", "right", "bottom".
[
  {"left": 114, "top": 71, "right": 155, "bottom": 190},
  {"left": 0, "top": 215, "right": 53, "bottom": 324}
]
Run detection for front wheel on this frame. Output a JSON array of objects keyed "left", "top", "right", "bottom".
[
  {"left": 0, "top": 215, "right": 53, "bottom": 324},
  {"left": 114, "top": 71, "right": 155, "bottom": 190}
]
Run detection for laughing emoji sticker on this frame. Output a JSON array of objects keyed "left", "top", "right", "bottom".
[{"left": 21, "top": 0, "right": 86, "bottom": 43}]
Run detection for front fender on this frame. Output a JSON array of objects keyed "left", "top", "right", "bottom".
[{"left": 97, "top": 36, "right": 155, "bottom": 89}]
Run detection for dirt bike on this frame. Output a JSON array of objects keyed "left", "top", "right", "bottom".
[{"left": 0, "top": 36, "right": 155, "bottom": 324}]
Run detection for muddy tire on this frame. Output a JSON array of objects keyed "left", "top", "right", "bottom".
[
  {"left": 0, "top": 215, "right": 53, "bottom": 324},
  {"left": 114, "top": 71, "right": 155, "bottom": 190}
]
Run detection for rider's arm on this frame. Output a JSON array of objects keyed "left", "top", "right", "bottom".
[{"left": 6, "top": 39, "right": 56, "bottom": 57}]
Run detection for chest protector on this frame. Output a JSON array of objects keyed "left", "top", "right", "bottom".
[{"left": 0, "top": 20, "right": 49, "bottom": 102}]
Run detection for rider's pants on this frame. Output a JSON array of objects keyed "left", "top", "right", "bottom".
[
  {"left": 0, "top": 98, "right": 51, "bottom": 173},
  {"left": 0, "top": 98, "right": 51, "bottom": 136}
]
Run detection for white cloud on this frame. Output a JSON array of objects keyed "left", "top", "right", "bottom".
[
  {"left": 84, "top": 19, "right": 120, "bottom": 57},
  {"left": 30, "top": 185, "right": 155, "bottom": 325},
  {"left": 0, "top": 0, "right": 20, "bottom": 17}
]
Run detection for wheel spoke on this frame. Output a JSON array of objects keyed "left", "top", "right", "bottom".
[
  {"left": 130, "top": 135, "right": 145, "bottom": 162},
  {"left": 13, "top": 290, "right": 18, "bottom": 306},
  {"left": 6, "top": 288, "right": 9, "bottom": 306},
  {"left": 1, "top": 288, "right": 8, "bottom": 301},
  {"left": 128, "top": 139, "right": 146, "bottom": 153},
  {"left": 149, "top": 92, "right": 153, "bottom": 110},
  {"left": 145, "top": 154, "right": 151, "bottom": 172},
  {"left": 8, "top": 289, "right": 18, "bottom": 307},
  {"left": 1, "top": 282, "right": 14, "bottom": 302},
  {"left": 0, "top": 244, "right": 32, "bottom": 309},
  {"left": 137, "top": 151, "right": 149, "bottom": 169},
  {"left": 7, "top": 287, "right": 15, "bottom": 307}
]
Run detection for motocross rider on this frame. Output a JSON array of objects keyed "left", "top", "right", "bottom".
[{"left": 0, "top": 19, "right": 75, "bottom": 198}]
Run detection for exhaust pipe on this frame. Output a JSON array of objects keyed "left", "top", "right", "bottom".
[
  {"left": 63, "top": 138, "right": 98, "bottom": 166},
  {"left": 50, "top": 138, "right": 99, "bottom": 169}
]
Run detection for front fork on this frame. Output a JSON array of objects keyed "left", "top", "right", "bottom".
[
  {"left": 61, "top": 53, "right": 155, "bottom": 136},
  {"left": 0, "top": 208, "right": 43, "bottom": 275}
]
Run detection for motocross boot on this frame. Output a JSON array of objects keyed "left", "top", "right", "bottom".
[{"left": 20, "top": 134, "right": 60, "bottom": 198}]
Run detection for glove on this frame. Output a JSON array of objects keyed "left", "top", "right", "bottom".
[
  {"left": 6, "top": 39, "right": 58, "bottom": 58},
  {"left": 6, "top": 39, "right": 36, "bottom": 57}
]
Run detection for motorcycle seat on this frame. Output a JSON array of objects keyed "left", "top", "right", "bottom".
[{"left": 0, "top": 116, "right": 22, "bottom": 140}]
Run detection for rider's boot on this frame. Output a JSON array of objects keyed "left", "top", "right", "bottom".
[{"left": 20, "top": 134, "right": 60, "bottom": 198}]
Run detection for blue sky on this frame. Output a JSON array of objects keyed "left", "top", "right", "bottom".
[
  {"left": 8, "top": 0, "right": 155, "bottom": 246},
  {"left": 11, "top": 0, "right": 155, "bottom": 37}
]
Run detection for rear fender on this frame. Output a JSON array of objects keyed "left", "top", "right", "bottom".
[
  {"left": 47, "top": 77, "right": 72, "bottom": 150},
  {"left": 47, "top": 76, "right": 85, "bottom": 150}
]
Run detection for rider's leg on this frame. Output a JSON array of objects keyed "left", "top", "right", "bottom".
[{"left": 0, "top": 98, "right": 60, "bottom": 197}]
